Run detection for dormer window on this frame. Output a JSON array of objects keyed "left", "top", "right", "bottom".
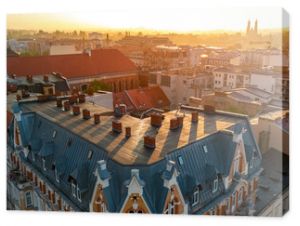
[
  {"left": 192, "top": 187, "right": 199, "bottom": 206},
  {"left": 77, "top": 186, "right": 81, "bottom": 202},
  {"left": 203, "top": 145, "right": 208, "bottom": 153},
  {"left": 55, "top": 168, "right": 60, "bottom": 183},
  {"left": 177, "top": 155, "right": 184, "bottom": 166},
  {"left": 42, "top": 158, "right": 46, "bottom": 171},
  {"left": 212, "top": 178, "right": 218, "bottom": 193},
  {"left": 71, "top": 182, "right": 76, "bottom": 198},
  {"left": 87, "top": 150, "right": 93, "bottom": 160},
  {"left": 52, "top": 130, "right": 57, "bottom": 139}
]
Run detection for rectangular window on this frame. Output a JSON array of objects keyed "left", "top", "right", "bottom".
[
  {"left": 213, "top": 179, "right": 218, "bottom": 193},
  {"left": 52, "top": 130, "right": 57, "bottom": 139},
  {"left": 177, "top": 155, "right": 184, "bottom": 165},
  {"left": 42, "top": 158, "right": 46, "bottom": 171},
  {"left": 203, "top": 145, "right": 208, "bottom": 153},
  {"left": 25, "top": 191, "right": 32, "bottom": 208},
  {"left": 161, "top": 75, "right": 171, "bottom": 87},
  {"left": 55, "top": 168, "right": 60, "bottom": 183},
  {"left": 71, "top": 183, "right": 76, "bottom": 198},
  {"left": 87, "top": 150, "right": 93, "bottom": 160},
  {"left": 192, "top": 189, "right": 199, "bottom": 206},
  {"left": 77, "top": 186, "right": 81, "bottom": 202}
]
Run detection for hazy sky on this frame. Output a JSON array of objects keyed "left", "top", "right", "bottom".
[{"left": 7, "top": 8, "right": 287, "bottom": 32}]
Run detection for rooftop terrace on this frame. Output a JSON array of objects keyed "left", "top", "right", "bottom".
[{"left": 19, "top": 99, "right": 246, "bottom": 165}]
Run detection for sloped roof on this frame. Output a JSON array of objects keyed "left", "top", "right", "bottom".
[
  {"left": 7, "top": 49, "right": 137, "bottom": 79},
  {"left": 113, "top": 86, "right": 170, "bottom": 111}
]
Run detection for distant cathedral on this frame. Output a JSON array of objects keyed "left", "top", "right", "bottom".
[{"left": 242, "top": 19, "right": 271, "bottom": 50}]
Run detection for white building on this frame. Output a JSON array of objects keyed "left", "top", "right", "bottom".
[
  {"left": 213, "top": 68, "right": 250, "bottom": 90},
  {"left": 49, "top": 45, "right": 82, "bottom": 56}
]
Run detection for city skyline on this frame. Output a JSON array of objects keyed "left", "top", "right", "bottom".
[{"left": 7, "top": 8, "right": 287, "bottom": 33}]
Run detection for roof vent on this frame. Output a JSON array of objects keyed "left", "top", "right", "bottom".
[
  {"left": 203, "top": 105, "right": 215, "bottom": 114},
  {"left": 144, "top": 135, "right": 156, "bottom": 149},
  {"left": 191, "top": 111, "right": 199, "bottom": 123},
  {"left": 82, "top": 109, "right": 91, "bottom": 120},
  {"left": 72, "top": 105, "right": 80, "bottom": 116},
  {"left": 112, "top": 120, "right": 122, "bottom": 133},
  {"left": 94, "top": 113, "right": 101, "bottom": 124},
  {"left": 63, "top": 101, "right": 70, "bottom": 111},
  {"left": 150, "top": 113, "right": 163, "bottom": 127}
]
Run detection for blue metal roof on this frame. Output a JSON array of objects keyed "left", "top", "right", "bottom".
[{"left": 12, "top": 107, "right": 262, "bottom": 213}]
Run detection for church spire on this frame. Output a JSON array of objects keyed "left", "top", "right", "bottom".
[
  {"left": 254, "top": 19, "right": 258, "bottom": 34},
  {"left": 246, "top": 19, "right": 251, "bottom": 34}
]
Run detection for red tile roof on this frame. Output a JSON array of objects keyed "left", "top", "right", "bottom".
[
  {"left": 113, "top": 86, "right": 170, "bottom": 111},
  {"left": 7, "top": 49, "right": 136, "bottom": 79}
]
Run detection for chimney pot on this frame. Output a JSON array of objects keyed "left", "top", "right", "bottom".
[
  {"left": 78, "top": 94, "right": 86, "bottom": 103},
  {"left": 63, "top": 101, "right": 70, "bottom": 111},
  {"left": 16, "top": 94, "right": 21, "bottom": 101},
  {"left": 144, "top": 135, "right": 156, "bottom": 149},
  {"left": 170, "top": 118, "right": 179, "bottom": 130},
  {"left": 94, "top": 113, "right": 101, "bottom": 124},
  {"left": 43, "top": 75, "right": 49, "bottom": 83},
  {"left": 69, "top": 95, "right": 78, "bottom": 105},
  {"left": 26, "top": 75, "right": 33, "bottom": 83},
  {"left": 112, "top": 120, "right": 122, "bottom": 133},
  {"left": 72, "top": 105, "right": 80, "bottom": 116},
  {"left": 82, "top": 109, "right": 91, "bottom": 120},
  {"left": 150, "top": 113, "right": 163, "bottom": 127},
  {"left": 177, "top": 115, "right": 184, "bottom": 128}
]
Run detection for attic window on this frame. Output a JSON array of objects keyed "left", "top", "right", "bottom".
[
  {"left": 192, "top": 187, "right": 199, "bottom": 206},
  {"left": 77, "top": 186, "right": 81, "bottom": 202},
  {"left": 52, "top": 130, "right": 57, "bottom": 139},
  {"left": 203, "top": 145, "right": 208, "bottom": 153},
  {"left": 212, "top": 179, "right": 218, "bottom": 193},
  {"left": 88, "top": 150, "right": 93, "bottom": 160},
  {"left": 177, "top": 155, "right": 184, "bottom": 165},
  {"left": 67, "top": 138, "right": 72, "bottom": 147}
]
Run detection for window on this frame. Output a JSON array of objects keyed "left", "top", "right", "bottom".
[
  {"left": 87, "top": 150, "right": 93, "bottom": 160},
  {"left": 203, "top": 145, "right": 208, "bottom": 153},
  {"left": 164, "top": 201, "right": 175, "bottom": 214},
  {"left": 71, "top": 183, "right": 76, "bottom": 198},
  {"left": 212, "top": 179, "right": 218, "bottom": 193},
  {"left": 52, "top": 130, "right": 57, "bottom": 139},
  {"left": 55, "top": 168, "right": 60, "bottom": 183},
  {"left": 161, "top": 75, "right": 171, "bottom": 87},
  {"left": 192, "top": 188, "right": 199, "bottom": 206},
  {"left": 238, "top": 188, "right": 243, "bottom": 204},
  {"left": 25, "top": 191, "right": 33, "bottom": 208},
  {"left": 42, "top": 158, "right": 46, "bottom": 171},
  {"left": 234, "top": 156, "right": 239, "bottom": 174},
  {"left": 77, "top": 186, "right": 81, "bottom": 202},
  {"left": 177, "top": 155, "right": 184, "bottom": 165}
]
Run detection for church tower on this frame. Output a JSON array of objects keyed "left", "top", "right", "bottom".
[
  {"left": 254, "top": 19, "right": 258, "bottom": 34},
  {"left": 246, "top": 20, "right": 251, "bottom": 35}
]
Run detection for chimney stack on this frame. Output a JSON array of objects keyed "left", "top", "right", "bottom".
[
  {"left": 69, "top": 95, "right": 78, "bottom": 105},
  {"left": 150, "top": 113, "right": 163, "bottom": 127},
  {"left": 43, "top": 75, "right": 49, "bottom": 83},
  {"left": 72, "top": 105, "right": 80, "bottom": 116},
  {"left": 203, "top": 105, "right": 215, "bottom": 114},
  {"left": 177, "top": 115, "right": 184, "bottom": 128},
  {"left": 112, "top": 120, "right": 122, "bottom": 133},
  {"left": 82, "top": 109, "right": 91, "bottom": 120},
  {"left": 144, "top": 135, "right": 156, "bottom": 149},
  {"left": 63, "top": 101, "right": 70, "bottom": 111},
  {"left": 78, "top": 94, "right": 86, "bottom": 103},
  {"left": 125, "top": 126, "right": 131, "bottom": 138},
  {"left": 191, "top": 111, "right": 198, "bottom": 123},
  {"left": 16, "top": 94, "right": 21, "bottom": 101},
  {"left": 56, "top": 99, "right": 62, "bottom": 108},
  {"left": 94, "top": 113, "right": 100, "bottom": 124},
  {"left": 170, "top": 118, "right": 179, "bottom": 130}
]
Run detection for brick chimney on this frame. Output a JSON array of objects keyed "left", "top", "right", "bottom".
[
  {"left": 43, "top": 75, "right": 49, "bottom": 83},
  {"left": 63, "top": 101, "right": 70, "bottom": 111},
  {"left": 125, "top": 126, "right": 131, "bottom": 138},
  {"left": 112, "top": 120, "right": 122, "bottom": 133},
  {"left": 56, "top": 99, "right": 62, "bottom": 108},
  {"left": 94, "top": 113, "right": 100, "bottom": 124},
  {"left": 78, "top": 94, "right": 86, "bottom": 103},
  {"left": 72, "top": 105, "right": 80, "bottom": 116},
  {"left": 82, "top": 109, "right": 91, "bottom": 120},
  {"left": 150, "top": 113, "right": 163, "bottom": 127},
  {"left": 203, "top": 105, "right": 215, "bottom": 114},
  {"left": 177, "top": 115, "right": 184, "bottom": 128},
  {"left": 170, "top": 118, "right": 179, "bottom": 130},
  {"left": 191, "top": 111, "right": 198, "bottom": 123},
  {"left": 144, "top": 135, "right": 156, "bottom": 149}
]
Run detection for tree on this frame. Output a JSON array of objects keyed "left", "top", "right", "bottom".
[{"left": 87, "top": 80, "right": 112, "bottom": 94}]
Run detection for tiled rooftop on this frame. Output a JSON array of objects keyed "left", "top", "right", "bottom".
[{"left": 20, "top": 100, "right": 245, "bottom": 165}]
